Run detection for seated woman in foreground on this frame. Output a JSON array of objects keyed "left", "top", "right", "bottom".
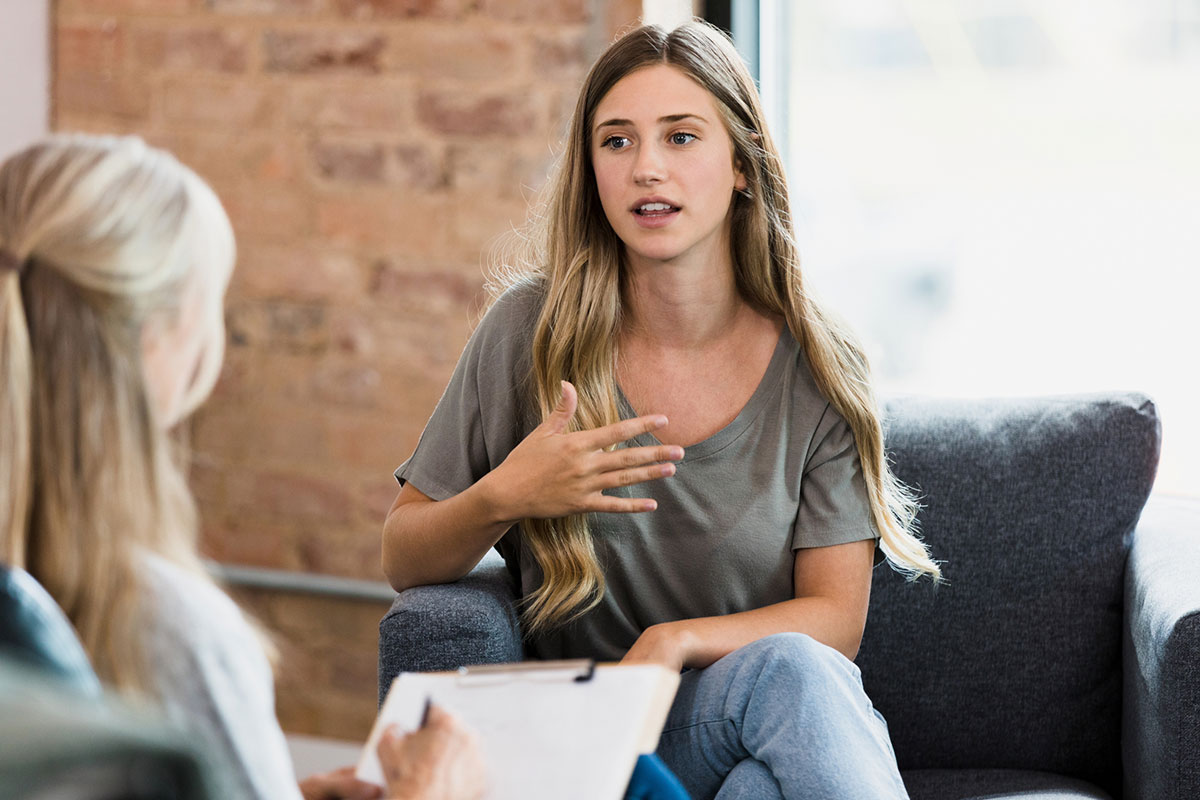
[{"left": 0, "top": 134, "right": 485, "bottom": 800}]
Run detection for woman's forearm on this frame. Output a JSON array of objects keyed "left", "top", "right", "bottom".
[
  {"left": 380, "top": 475, "right": 515, "bottom": 592},
  {"left": 633, "top": 596, "right": 867, "bottom": 671}
]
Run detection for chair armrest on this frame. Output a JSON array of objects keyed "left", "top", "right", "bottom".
[
  {"left": 1123, "top": 494, "right": 1200, "bottom": 800},
  {"left": 378, "top": 551, "right": 524, "bottom": 705}
]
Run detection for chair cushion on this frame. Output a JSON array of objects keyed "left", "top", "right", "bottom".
[
  {"left": 859, "top": 394, "right": 1159, "bottom": 796},
  {"left": 903, "top": 768, "right": 1112, "bottom": 799}
]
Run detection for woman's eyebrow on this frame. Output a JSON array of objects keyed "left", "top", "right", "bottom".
[{"left": 594, "top": 113, "right": 709, "bottom": 132}]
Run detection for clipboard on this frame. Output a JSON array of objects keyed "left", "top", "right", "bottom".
[{"left": 356, "top": 660, "right": 680, "bottom": 800}]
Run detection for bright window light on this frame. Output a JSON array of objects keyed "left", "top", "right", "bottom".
[{"left": 751, "top": 0, "right": 1200, "bottom": 495}]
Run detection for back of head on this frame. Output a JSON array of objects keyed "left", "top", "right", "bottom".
[{"left": 0, "top": 134, "right": 234, "bottom": 695}]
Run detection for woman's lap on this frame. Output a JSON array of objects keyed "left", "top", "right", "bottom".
[{"left": 654, "top": 633, "right": 907, "bottom": 800}]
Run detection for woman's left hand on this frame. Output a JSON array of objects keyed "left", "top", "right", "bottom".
[
  {"left": 620, "top": 623, "right": 691, "bottom": 672},
  {"left": 298, "top": 766, "right": 383, "bottom": 800}
]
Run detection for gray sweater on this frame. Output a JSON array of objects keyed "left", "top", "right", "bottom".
[{"left": 141, "top": 552, "right": 302, "bottom": 800}]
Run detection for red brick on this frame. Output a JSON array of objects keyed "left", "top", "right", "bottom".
[
  {"left": 329, "top": 304, "right": 472, "bottom": 370},
  {"left": 391, "top": 142, "right": 449, "bottom": 190},
  {"left": 480, "top": 0, "right": 589, "bottom": 23},
  {"left": 208, "top": 0, "right": 327, "bottom": 15},
  {"left": 289, "top": 81, "right": 413, "bottom": 129},
  {"left": 226, "top": 299, "right": 330, "bottom": 353},
  {"left": 57, "top": 21, "right": 123, "bottom": 78},
  {"left": 310, "top": 361, "right": 383, "bottom": 408},
  {"left": 147, "top": 132, "right": 297, "bottom": 184},
  {"left": 449, "top": 143, "right": 550, "bottom": 199},
  {"left": 295, "top": 526, "right": 382, "bottom": 578},
  {"left": 58, "top": 0, "right": 198, "bottom": 13},
  {"left": 240, "top": 471, "right": 356, "bottom": 524},
  {"left": 132, "top": 25, "right": 250, "bottom": 73},
  {"left": 363, "top": 478, "right": 402, "bottom": 520},
  {"left": 200, "top": 517, "right": 298, "bottom": 570},
  {"left": 216, "top": 182, "right": 311, "bottom": 242},
  {"left": 452, "top": 196, "right": 533, "bottom": 257},
  {"left": 264, "top": 30, "right": 386, "bottom": 74},
  {"left": 332, "top": 0, "right": 468, "bottom": 18},
  {"left": 55, "top": 73, "right": 151, "bottom": 120},
  {"left": 162, "top": 77, "right": 281, "bottom": 126},
  {"left": 386, "top": 27, "right": 521, "bottom": 80},
  {"left": 51, "top": 112, "right": 143, "bottom": 136},
  {"left": 310, "top": 138, "right": 386, "bottom": 183},
  {"left": 533, "top": 32, "right": 588, "bottom": 73},
  {"left": 323, "top": 411, "right": 418, "bottom": 475},
  {"left": 192, "top": 404, "right": 332, "bottom": 466},
  {"left": 369, "top": 263, "right": 483, "bottom": 319},
  {"left": 233, "top": 244, "right": 367, "bottom": 302},
  {"left": 417, "top": 90, "right": 538, "bottom": 136},
  {"left": 316, "top": 195, "right": 453, "bottom": 253}
]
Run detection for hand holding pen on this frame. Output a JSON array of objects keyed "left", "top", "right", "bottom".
[{"left": 376, "top": 700, "right": 487, "bottom": 800}]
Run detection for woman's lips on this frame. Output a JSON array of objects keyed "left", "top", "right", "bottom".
[{"left": 632, "top": 203, "right": 680, "bottom": 228}]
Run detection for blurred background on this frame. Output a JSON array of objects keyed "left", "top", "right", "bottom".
[{"left": 1, "top": 0, "right": 1195, "bottom": 764}]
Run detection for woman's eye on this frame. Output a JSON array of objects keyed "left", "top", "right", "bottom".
[
  {"left": 602, "top": 136, "right": 632, "bottom": 150},
  {"left": 670, "top": 132, "right": 697, "bottom": 145}
]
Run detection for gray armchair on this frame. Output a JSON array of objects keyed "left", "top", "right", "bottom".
[{"left": 379, "top": 393, "right": 1198, "bottom": 800}]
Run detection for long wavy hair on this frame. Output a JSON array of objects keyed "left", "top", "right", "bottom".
[
  {"left": 492, "top": 21, "right": 941, "bottom": 635},
  {"left": 0, "top": 135, "right": 234, "bottom": 697}
]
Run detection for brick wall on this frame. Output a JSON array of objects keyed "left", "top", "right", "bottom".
[{"left": 53, "top": 0, "right": 641, "bottom": 741}]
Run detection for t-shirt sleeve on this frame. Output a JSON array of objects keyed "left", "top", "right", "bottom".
[
  {"left": 394, "top": 283, "right": 537, "bottom": 502},
  {"left": 791, "top": 405, "right": 881, "bottom": 551}
]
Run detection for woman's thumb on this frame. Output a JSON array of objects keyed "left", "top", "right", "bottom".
[{"left": 548, "top": 380, "right": 577, "bottom": 431}]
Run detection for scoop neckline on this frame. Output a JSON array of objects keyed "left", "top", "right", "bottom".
[{"left": 616, "top": 326, "right": 796, "bottom": 462}]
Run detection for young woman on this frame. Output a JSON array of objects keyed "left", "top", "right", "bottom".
[
  {"left": 0, "top": 134, "right": 484, "bottom": 800},
  {"left": 383, "top": 21, "right": 940, "bottom": 800}
]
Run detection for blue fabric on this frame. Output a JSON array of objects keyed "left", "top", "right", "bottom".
[
  {"left": 625, "top": 754, "right": 691, "bottom": 800},
  {"left": 656, "top": 633, "right": 907, "bottom": 800},
  {"left": 0, "top": 564, "right": 100, "bottom": 695}
]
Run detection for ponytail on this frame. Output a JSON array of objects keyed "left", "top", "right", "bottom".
[{"left": 0, "top": 247, "right": 32, "bottom": 566}]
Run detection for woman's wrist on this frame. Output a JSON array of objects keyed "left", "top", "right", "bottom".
[{"left": 473, "top": 469, "right": 521, "bottom": 527}]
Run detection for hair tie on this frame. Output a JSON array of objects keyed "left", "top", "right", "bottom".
[{"left": 0, "top": 248, "right": 24, "bottom": 275}]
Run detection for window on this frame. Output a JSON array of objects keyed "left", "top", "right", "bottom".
[{"left": 736, "top": 0, "right": 1200, "bottom": 495}]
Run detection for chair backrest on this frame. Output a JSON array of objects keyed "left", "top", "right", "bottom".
[
  {"left": 858, "top": 393, "right": 1160, "bottom": 795},
  {"left": 0, "top": 658, "right": 217, "bottom": 800},
  {"left": 0, "top": 563, "right": 100, "bottom": 695}
]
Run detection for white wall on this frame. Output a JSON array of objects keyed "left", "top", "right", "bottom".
[{"left": 0, "top": 1, "right": 51, "bottom": 160}]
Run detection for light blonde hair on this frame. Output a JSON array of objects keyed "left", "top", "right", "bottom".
[
  {"left": 0, "top": 134, "right": 235, "bottom": 697},
  {"left": 493, "top": 21, "right": 940, "bottom": 635}
]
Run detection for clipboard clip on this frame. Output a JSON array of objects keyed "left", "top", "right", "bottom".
[{"left": 455, "top": 659, "right": 596, "bottom": 686}]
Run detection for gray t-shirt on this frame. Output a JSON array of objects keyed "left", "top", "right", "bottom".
[{"left": 396, "top": 280, "right": 879, "bottom": 661}]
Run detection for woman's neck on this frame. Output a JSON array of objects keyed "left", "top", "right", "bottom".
[{"left": 620, "top": 253, "right": 745, "bottom": 350}]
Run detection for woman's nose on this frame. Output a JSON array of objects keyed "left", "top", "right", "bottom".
[{"left": 632, "top": 142, "right": 666, "bottom": 185}]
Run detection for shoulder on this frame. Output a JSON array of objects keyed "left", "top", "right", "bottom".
[
  {"left": 778, "top": 329, "right": 858, "bottom": 459},
  {"left": 475, "top": 276, "right": 546, "bottom": 342},
  {"left": 138, "top": 553, "right": 272, "bottom": 696}
]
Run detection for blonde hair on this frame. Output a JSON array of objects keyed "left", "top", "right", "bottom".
[
  {"left": 0, "top": 134, "right": 235, "bottom": 697},
  {"left": 493, "top": 21, "right": 940, "bottom": 635}
]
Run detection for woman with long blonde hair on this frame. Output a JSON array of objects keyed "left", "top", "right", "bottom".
[
  {"left": 384, "top": 21, "right": 938, "bottom": 799},
  {"left": 0, "top": 134, "right": 482, "bottom": 800}
]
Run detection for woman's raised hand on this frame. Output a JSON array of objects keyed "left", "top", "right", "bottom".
[{"left": 479, "top": 381, "right": 684, "bottom": 523}]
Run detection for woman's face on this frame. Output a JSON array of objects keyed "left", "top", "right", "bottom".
[
  {"left": 141, "top": 274, "right": 224, "bottom": 430},
  {"left": 590, "top": 64, "right": 746, "bottom": 270}
]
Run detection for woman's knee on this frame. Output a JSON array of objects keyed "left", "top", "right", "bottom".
[{"left": 738, "top": 632, "right": 861, "bottom": 688}]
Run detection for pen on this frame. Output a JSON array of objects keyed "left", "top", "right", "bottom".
[{"left": 419, "top": 695, "right": 432, "bottom": 728}]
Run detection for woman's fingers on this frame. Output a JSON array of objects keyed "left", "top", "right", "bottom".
[
  {"left": 578, "top": 413, "right": 669, "bottom": 449},
  {"left": 602, "top": 443, "right": 685, "bottom": 470},
  {"left": 595, "top": 461, "right": 677, "bottom": 490}
]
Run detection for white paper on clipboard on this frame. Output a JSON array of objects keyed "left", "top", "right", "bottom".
[{"left": 356, "top": 660, "right": 680, "bottom": 800}]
